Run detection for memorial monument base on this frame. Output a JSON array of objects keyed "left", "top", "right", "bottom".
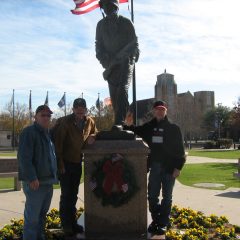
[{"left": 82, "top": 139, "right": 149, "bottom": 239}]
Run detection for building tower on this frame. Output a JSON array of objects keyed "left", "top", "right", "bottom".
[
  {"left": 155, "top": 69, "right": 178, "bottom": 121},
  {"left": 194, "top": 91, "right": 215, "bottom": 114}
]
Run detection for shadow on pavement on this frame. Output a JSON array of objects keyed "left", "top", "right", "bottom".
[
  {"left": 215, "top": 191, "right": 240, "bottom": 199},
  {"left": 0, "top": 189, "right": 14, "bottom": 193}
]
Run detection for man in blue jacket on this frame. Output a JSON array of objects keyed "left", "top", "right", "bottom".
[
  {"left": 18, "top": 105, "right": 58, "bottom": 240},
  {"left": 124, "top": 100, "right": 186, "bottom": 235}
]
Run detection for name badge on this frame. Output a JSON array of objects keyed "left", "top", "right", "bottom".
[{"left": 152, "top": 136, "right": 163, "bottom": 143}]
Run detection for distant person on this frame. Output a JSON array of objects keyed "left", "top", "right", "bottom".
[
  {"left": 54, "top": 98, "right": 97, "bottom": 237},
  {"left": 18, "top": 105, "right": 58, "bottom": 240},
  {"left": 124, "top": 100, "right": 186, "bottom": 235}
]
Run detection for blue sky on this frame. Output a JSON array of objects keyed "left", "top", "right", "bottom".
[{"left": 0, "top": 0, "right": 240, "bottom": 114}]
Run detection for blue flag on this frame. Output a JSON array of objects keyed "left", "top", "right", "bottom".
[
  {"left": 58, "top": 93, "right": 66, "bottom": 108},
  {"left": 96, "top": 97, "right": 100, "bottom": 110}
]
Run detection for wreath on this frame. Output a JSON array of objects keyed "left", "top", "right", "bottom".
[{"left": 89, "top": 153, "right": 139, "bottom": 207}]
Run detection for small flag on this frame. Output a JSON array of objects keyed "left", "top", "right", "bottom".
[
  {"left": 58, "top": 93, "right": 66, "bottom": 108},
  {"left": 96, "top": 96, "right": 100, "bottom": 110},
  {"left": 104, "top": 97, "right": 112, "bottom": 106},
  {"left": 71, "top": 0, "right": 128, "bottom": 15},
  {"left": 44, "top": 91, "right": 49, "bottom": 106}
]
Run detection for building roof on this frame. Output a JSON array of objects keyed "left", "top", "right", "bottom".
[
  {"left": 178, "top": 91, "right": 193, "bottom": 98},
  {"left": 156, "top": 69, "right": 176, "bottom": 86}
]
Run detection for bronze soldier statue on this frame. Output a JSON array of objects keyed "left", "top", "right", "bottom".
[{"left": 95, "top": 0, "right": 139, "bottom": 125}]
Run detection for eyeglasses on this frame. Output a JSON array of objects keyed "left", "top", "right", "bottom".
[{"left": 40, "top": 114, "right": 51, "bottom": 118}]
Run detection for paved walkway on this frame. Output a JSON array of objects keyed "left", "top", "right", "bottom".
[
  {"left": 0, "top": 156, "right": 239, "bottom": 228},
  {"left": 186, "top": 155, "right": 237, "bottom": 164}
]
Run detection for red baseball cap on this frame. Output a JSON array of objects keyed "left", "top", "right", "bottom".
[{"left": 153, "top": 100, "right": 167, "bottom": 110}]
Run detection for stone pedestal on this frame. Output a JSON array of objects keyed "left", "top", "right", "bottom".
[{"left": 82, "top": 139, "right": 149, "bottom": 239}]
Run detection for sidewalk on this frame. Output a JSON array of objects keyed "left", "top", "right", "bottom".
[
  {"left": 1, "top": 181, "right": 239, "bottom": 228},
  {"left": 0, "top": 156, "right": 239, "bottom": 228},
  {"left": 186, "top": 155, "right": 237, "bottom": 164}
]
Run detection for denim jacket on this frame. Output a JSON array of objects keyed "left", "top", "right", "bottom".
[{"left": 18, "top": 122, "right": 58, "bottom": 184}]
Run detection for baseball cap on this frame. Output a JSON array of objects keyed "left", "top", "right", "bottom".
[
  {"left": 73, "top": 98, "right": 87, "bottom": 108},
  {"left": 153, "top": 100, "right": 167, "bottom": 110},
  {"left": 35, "top": 105, "right": 53, "bottom": 115}
]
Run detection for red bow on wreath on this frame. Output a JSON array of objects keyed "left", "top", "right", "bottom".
[{"left": 103, "top": 159, "right": 127, "bottom": 195}]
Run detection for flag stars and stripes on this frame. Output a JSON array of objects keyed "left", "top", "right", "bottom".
[{"left": 71, "top": 0, "right": 128, "bottom": 15}]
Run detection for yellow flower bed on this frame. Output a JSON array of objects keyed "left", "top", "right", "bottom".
[
  {"left": 0, "top": 206, "right": 239, "bottom": 240},
  {"left": 0, "top": 207, "right": 84, "bottom": 240},
  {"left": 166, "top": 205, "right": 240, "bottom": 240}
]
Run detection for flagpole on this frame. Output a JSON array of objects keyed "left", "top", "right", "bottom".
[
  {"left": 130, "top": 0, "right": 137, "bottom": 125},
  {"left": 29, "top": 90, "right": 32, "bottom": 124},
  {"left": 98, "top": 93, "right": 101, "bottom": 130},
  {"left": 12, "top": 89, "right": 15, "bottom": 151},
  {"left": 64, "top": 92, "right": 67, "bottom": 116},
  {"left": 131, "top": 0, "right": 134, "bottom": 22},
  {"left": 98, "top": 93, "right": 100, "bottom": 118}
]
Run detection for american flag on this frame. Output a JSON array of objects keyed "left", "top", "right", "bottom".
[{"left": 71, "top": 0, "right": 128, "bottom": 15}]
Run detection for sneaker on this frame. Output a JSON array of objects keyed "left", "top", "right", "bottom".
[
  {"left": 73, "top": 224, "right": 84, "bottom": 234},
  {"left": 166, "top": 222, "right": 172, "bottom": 230},
  {"left": 148, "top": 221, "right": 159, "bottom": 233},
  {"left": 155, "top": 226, "right": 167, "bottom": 235}
]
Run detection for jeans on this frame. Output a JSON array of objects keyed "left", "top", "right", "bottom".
[
  {"left": 59, "top": 161, "right": 82, "bottom": 232},
  {"left": 22, "top": 182, "right": 53, "bottom": 240},
  {"left": 148, "top": 161, "right": 175, "bottom": 227}
]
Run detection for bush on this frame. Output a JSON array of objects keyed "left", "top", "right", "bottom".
[
  {"left": 216, "top": 139, "right": 233, "bottom": 149},
  {"left": 203, "top": 141, "right": 216, "bottom": 149}
]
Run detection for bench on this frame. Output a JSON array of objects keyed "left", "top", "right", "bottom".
[
  {"left": 233, "top": 158, "right": 240, "bottom": 179},
  {"left": 0, "top": 158, "right": 21, "bottom": 191}
]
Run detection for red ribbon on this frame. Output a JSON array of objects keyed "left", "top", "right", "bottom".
[{"left": 103, "top": 160, "right": 125, "bottom": 195}]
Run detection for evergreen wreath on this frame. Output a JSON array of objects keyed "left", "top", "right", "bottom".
[{"left": 89, "top": 153, "right": 139, "bottom": 207}]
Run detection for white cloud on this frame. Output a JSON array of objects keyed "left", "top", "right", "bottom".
[{"left": 0, "top": 0, "right": 240, "bottom": 111}]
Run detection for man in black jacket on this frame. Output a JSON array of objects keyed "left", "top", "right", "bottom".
[{"left": 124, "top": 100, "right": 185, "bottom": 235}]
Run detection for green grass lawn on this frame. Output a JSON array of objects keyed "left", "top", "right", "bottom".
[
  {"left": 0, "top": 178, "right": 15, "bottom": 190},
  {"left": 178, "top": 163, "right": 240, "bottom": 190},
  {"left": 0, "top": 167, "right": 84, "bottom": 190},
  {"left": 0, "top": 151, "right": 17, "bottom": 157},
  {"left": 188, "top": 149, "right": 240, "bottom": 159}
]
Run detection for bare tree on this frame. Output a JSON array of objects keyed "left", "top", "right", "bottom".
[
  {"left": 88, "top": 102, "right": 114, "bottom": 131},
  {"left": 0, "top": 102, "right": 31, "bottom": 145}
]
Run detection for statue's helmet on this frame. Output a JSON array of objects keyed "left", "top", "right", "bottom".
[{"left": 99, "top": 0, "right": 119, "bottom": 9}]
